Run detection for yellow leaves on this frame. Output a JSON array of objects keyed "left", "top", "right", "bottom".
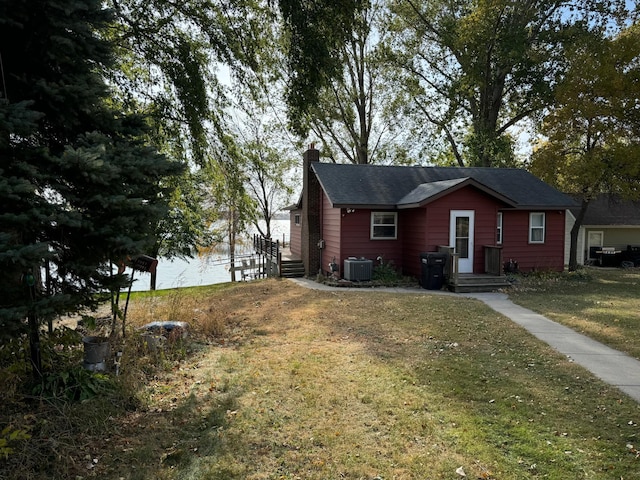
[{"left": 0, "top": 426, "right": 31, "bottom": 459}]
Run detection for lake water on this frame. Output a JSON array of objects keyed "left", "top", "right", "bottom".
[{"left": 131, "top": 219, "right": 290, "bottom": 291}]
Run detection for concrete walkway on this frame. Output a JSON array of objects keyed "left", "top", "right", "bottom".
[
  {"left": 288, "top": 278, "right": 640, "bottom": 403},
  {"left": 467, "top": 292, "right": 640, "bottom": 403}
]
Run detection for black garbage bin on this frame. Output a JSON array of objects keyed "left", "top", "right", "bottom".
[{"left": 420, "top": 252, "right": 447, "bottom": 290}]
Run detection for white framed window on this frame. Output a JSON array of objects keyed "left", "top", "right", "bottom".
[
  {"left": 371, "top": 212, "right": 397, "bottom": 239},
  {"left": 496, "top": 212, "right": 503, "bottom": 244},
  {"left": 529, "top": 212, "right": 545, "bottom": 243},
  {"left": 294, "top": 214, "right": 301, "bottom": 226}
]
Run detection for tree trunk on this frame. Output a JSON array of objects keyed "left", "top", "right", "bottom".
[
  {"left": 569, "top": 198, "right": 590, "bottom": 271},
  {"left": 229, "top": 211, "right": 237, "bottom": 282},
  {"left": 149, "top": 244, "right": 160, "bottom": 291},
  {"left": 25, "top": 270, "right": 42, "bottom": 378},
  {"left": 45, "top": 261, "right": 53, "bottom": 334}
]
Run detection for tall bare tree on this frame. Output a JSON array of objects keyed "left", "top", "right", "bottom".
[{"left": 302, "top": 1, "right": 418, "bottom": 165}]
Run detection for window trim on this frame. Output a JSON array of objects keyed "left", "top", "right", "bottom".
[
  {"left": 529, "top": 212, "right": 545, "bottom": 244},
  {"left": 370, "top": 211, "right": 398, "bottom": 240},
  {"left": 496, "top": 212, "right": 503, "bottom": 245},
  {"left": 294, "top": 213, "right": 301, "bottom": 226}
]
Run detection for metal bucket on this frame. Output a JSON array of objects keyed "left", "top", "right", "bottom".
[{"left": 82, "top": 336, "right": 110, "bottom": 371}]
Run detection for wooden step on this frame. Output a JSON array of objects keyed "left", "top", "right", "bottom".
[
  {"left": 447, "top": 274, "right": 512, "bottom": 293},
  {"left": 280, "top": 260, "right": 305, "bottom": 278}
]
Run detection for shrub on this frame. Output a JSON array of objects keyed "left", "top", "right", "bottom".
[
  {"left": 372, "top": 261, "right": 400, "bottom": 283},
  {"left": 32, "top": 366, "right": 114, "bottom": 402}
]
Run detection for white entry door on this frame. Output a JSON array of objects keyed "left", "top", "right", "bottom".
[{"left": 450, "top": 210, "right": 475, "bottom": 273}]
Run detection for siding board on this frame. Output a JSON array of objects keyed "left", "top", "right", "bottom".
[
  {"left": 500, "top": 210, "right": 566, "bottom": 272},
  {"left": 340, "top": 208, "right": 403, "bottom": 274},
  {"left": 424, "top": 187, "right": 502, "bottom": 273},
  {"left": 320, "top": 192, "right": 341, "bottom": 275},
  {"left": 289, "top": 209, "right": 302, "bottom": 257},
  {"left": 401, "top": 208, "right": 428, "bottom": 277}
]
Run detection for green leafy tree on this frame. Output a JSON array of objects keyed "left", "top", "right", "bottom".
[
  {"left": 530, "top": 24, "right": 640, "bottom": 270},
  {"left": 107, "top": 0, "right": 246, "bottom": 167},
  {"left": 106, "top": 0, "right": 364, "bottom": 269},
  {"left": 108, "top": 0, "right": 366, "bottom": 148},
  {"left": 0, "top": 0, "right": 182, "bottom": 375},
  {"left": 278, "top": 0, "right": 366, "bottom": 134},
  {"left": 147, "top": 167, "right": 219, "bottom": 290},
  {"left": 385, "top": 0, "right": 631, "bottom": 167},
  {"left": 226, "top": 85, "right": 298, "bottom": 240},
  {"left": 207, "top": 140, "right": 256, "bottom": 282},
  {"left": 106, "top": 0, "right": 236, "bottom": 283}
]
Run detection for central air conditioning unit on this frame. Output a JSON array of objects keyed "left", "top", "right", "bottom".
[{"left": 343, "top": 258, "right": 373, "bottom": 281}]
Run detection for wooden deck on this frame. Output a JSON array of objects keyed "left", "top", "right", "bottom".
[
  {"left": 280, "top": 246, "right": 299, "bottom": 261},
  {"left": 253, "top": 236, "right": 304, "bottom": 278}
]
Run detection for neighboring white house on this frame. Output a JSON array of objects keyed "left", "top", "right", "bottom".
[{"left": 566, "top": 194, "right": 640, "bottom": 267}]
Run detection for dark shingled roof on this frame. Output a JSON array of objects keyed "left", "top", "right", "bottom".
[
  {"left": 572, "top": 194, "right": 640, "bottom": 226},
  {"left": 311, "top": 162, "right": 577, "bottom": 209}
]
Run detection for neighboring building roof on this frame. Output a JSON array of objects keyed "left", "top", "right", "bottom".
[
  {"left": 573, "top": 194, "right": 640, "bottom": 226},
  {"left": 311, "top": 162, "right": 577, "bottom": 210}
]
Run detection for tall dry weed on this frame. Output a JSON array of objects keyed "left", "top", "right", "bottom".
[{"left": 126, "top": 291, "right": 228, "bottom": 340}]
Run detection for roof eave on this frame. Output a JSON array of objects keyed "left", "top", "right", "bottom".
[
  {"left": 331, "top": 203, "right": 398, "bottom": 210},
  {"left": 513, "top": 204, "right": 575, "bottom": 210},
  {"left": 397, "top": 203, "right": 422, "bottom": 210},
  {"left": 582, "top": 223, "right": 640, "bottom": 228}
]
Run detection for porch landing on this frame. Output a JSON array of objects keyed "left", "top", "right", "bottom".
[{"left": 447, "top": 273, "right": 512, "bottom": 293}]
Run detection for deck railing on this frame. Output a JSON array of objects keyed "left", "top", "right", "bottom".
[
  {"left": 437, "top": 245, "right": 504, "bottom": 284},
  {"left": 253, "top": 234, "right": 282, "bottom": 276},
  {"left": 437, "top": 246, "right": 457, "bottom": 283},
  {"left": 483, "top": 245, "right": 504, "bottom": 276}
]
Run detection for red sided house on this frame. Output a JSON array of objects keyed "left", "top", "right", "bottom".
[{"left": 288, "top": 147, "right": 577, "bottom": 291}]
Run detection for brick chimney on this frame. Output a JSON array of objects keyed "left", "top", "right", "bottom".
[{"left": 301, "top": 145, "right": 321, "bottom": 276}]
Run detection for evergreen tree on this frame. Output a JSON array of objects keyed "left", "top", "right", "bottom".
[{"left": 0, "top": 0, "right": 183, "bottom": 374}]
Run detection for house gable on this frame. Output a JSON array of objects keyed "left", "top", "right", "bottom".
[{"left": 397, "top": 177, "right": 517, "bottom": 209}]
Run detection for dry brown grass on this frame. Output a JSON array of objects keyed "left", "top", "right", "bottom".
[
  {"left": 115, "top": 279, "right": 640, "bottom": 479},
  {"left": 3, "top": 277, "right": 640, "bottom": 480}
]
